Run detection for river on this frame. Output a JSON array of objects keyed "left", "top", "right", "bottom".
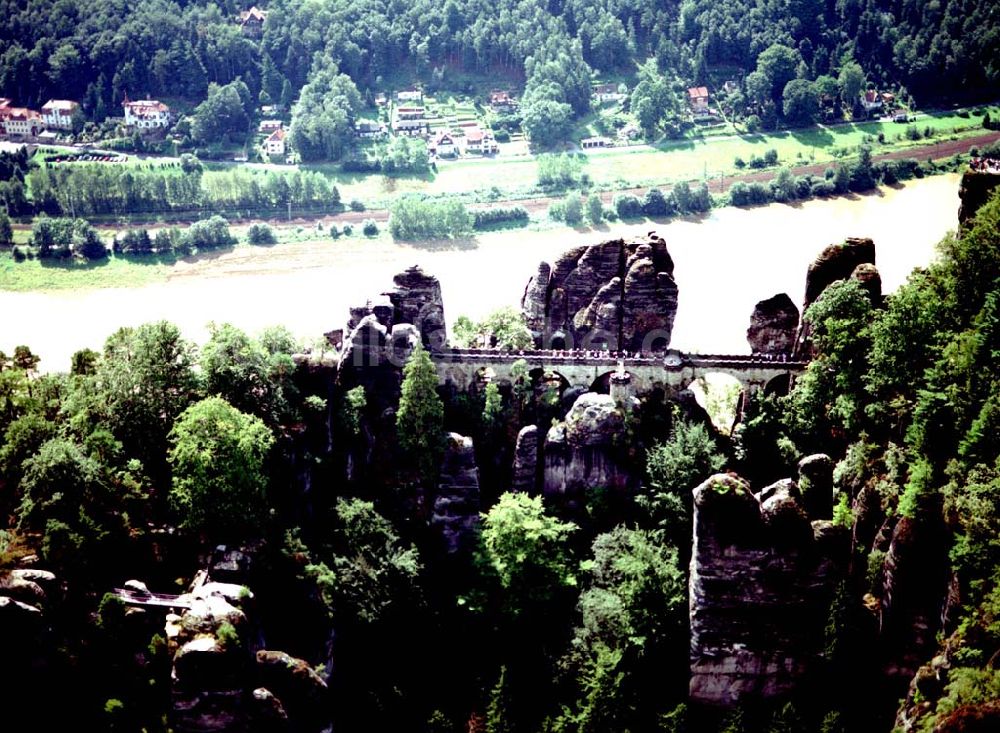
[{"left": 0, "top": 174, "right": 962, "bottom": 372}]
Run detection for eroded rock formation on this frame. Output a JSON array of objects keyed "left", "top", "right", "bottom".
[
  {"left": 958, "top": 169, "right": 1000, "bottom": 228},
  {"left": 795, "top": 237, "right": 881, "bottom": 357},
  {"left": 689, "top": 473, "right": 848, "bottom": 706},
  {"left": 512, "top": 425, "right": 539, "bottom": 493},
  {"left": 387, "top": 265, "right": 447, "bottom": 351},
  {"left": 543, "top": 393, "right": 631, "bottom": 514},
  {"left": 747, "top": 293, "right": 799, "bottom": 355},
  {"left": 521, "top": 234, "right": 678, "bottom": 351},
  {"left": 432, "top": 433, "right": 482, "bottom": 554}
]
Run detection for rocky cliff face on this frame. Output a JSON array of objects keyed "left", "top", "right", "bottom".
[
  {"left": 387, "top": 265, "right": 447, "bottom": 352},
  {"left": 795, "top": 237, "right": 881, "bottom": 357},
  {"left": 166, "top": 550, "right": 331, "bottom": 732},
  {"left": 521, "top": 235, "right": 678, "bottom": 351},
  {"left": 432, "top": 433, "right": 482, "bottom": 554},
  {"left": 747, "top": 293, "right": 799, "bottom": 355},
  {"left": 542, "top": 393, "right": 632, "bottom": 515},
  {"left": 689, "top": 473, "right": 848, "bottom": 706},
  {"left": 957, "top": 170, "right": 1000, "bottom": 228}
]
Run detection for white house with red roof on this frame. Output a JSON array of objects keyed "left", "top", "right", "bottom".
[
  {"left": 687, "top": 86, "right": 710, "bottom": 115},
  {"left": 123, "top": 98, "right": 171, "bottom": 129},
  {"left": 430, "top": 130, "right": 456, "bottom": 157},
  {"left": 41, "top": 99, "right": 80, "bottom": 130},
  {"left": 262, "top": 127, "right": 286, "bottom": 157},
  {"left": 1, "top": 107, "right": 43, "bottom": 138}
]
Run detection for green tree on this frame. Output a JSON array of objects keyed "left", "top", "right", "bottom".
[
  {"left": 302, "top": 498, "right": 422, "bottom": 625},
  {"left": 199, "top": 322, "right": 291, "bottom": 424},
  {"left": 640, "top": 420, "right": 726, "bottom": 540},
  {"left": 520, "top": 95, "right": 573, "bottom": 148},
  {"left": 396, "top": 344, "right": 445, "bottom": 483},
  {"left": 246, "top": 223, "right": 276, "bottom": 245},
  {"left": 191, "top": 80, "right": 251, "bottom": 144},
  {"left": 0, "top": 210, "right": 12, "bottom": 245},
  {"left": 563, "top": 192, "right": 583, "bottom": 225},
  {"left": 98, "top": 321, "right": 198, "bottom": 480},
  {"left": 838, "top": 61, "right": 866, "bottom": 111},
  {"left": 586, "top": 193, "right": 603, "bottom": 225},
  {"left": 289, "top": 58, "right": 362, "bottom": 161},
  {"left": 480, "top": 492, "right": 577, "bottom": 613},
  {"left": 782, "top": 79, "right": 819, "bottom": 124},
  {"left": 168, "top": 396, "right": 274, "bottom": 538},
  {"left": 756, "top": 44, "right": 802, "bottom": 105}
]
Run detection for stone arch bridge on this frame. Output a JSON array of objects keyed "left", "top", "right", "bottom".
[{"left": 434, "top": 348, "right": 807, "bottom": 397}]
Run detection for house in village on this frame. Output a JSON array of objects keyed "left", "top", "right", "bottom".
[
  {"left": 687, "top": 86, "right": 710, "bottom": 115},
  {"left": 40, "top": 99, "right": 79, "bottom": 130},
  {"left": 374, "top": 93, "right": 388, "bottom": 107},
  {"left": 123, "top": 98, "right": 171, "bottom": 130},
  {"left": 259, "top": 119, "right": 283, "bottom": 133},
  {"left": 395, "top": 106, "right": 425, "bottom": 121},
  {"left": 355, "top": 119, "right": 386, "bottom": 139},
  {"left": 238, "top": 7, "right": 268, "bottom": 37},
  {"left": 393, "top": 106, "right": 428, "bottom": 136},
  {"left": 430, "top": 130, "right": 456, "bottom": 157},
  {"left": 262, "top": 127, "right": 286, "bottom": 158},
  {"left": 593, "top": 83, "right": 625, "bottom": 103},
  {"left": 581, "top": 136, "right": 612, "bottom": 149},
  {"left": 1, "top": 107, "right": 43, "bottom": 138},
  {"left": 488, "top": 90, "right": 516, "bottom": 112},
  {"left": 860, "top": 90, "right": 882, "bottom": 114},
  {"left": 394, "top": 119, "right": 428, "bottom": 136},
  {"left": 396, "top": 89, "right": 423, "bottom": 103},
  {"left": 464, "top": 127, "right": 485, "bottom": 154}
]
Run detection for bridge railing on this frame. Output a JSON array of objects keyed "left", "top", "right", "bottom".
[{"left": 434, "top": 348, "right": 806, "bottom": 368}]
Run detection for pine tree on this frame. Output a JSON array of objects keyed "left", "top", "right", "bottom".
[
  {"left": 485, "top": 666, "right": 514, "bottom": 733},
  {"left": 396, "top": 344, "right": 444, "bottom": 484}
]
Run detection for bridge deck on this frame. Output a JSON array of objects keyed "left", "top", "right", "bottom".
[{"left": 437, "top": 348, "right": 806, "bottom": 369}]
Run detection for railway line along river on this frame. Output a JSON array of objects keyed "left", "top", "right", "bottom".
[{"left": 0, "top": 173, "right": 962, "bottom": 372}]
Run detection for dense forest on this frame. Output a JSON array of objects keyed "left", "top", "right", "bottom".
[
  {"left": 2, "top": 0, "right": 1000, "bottom": 152},
  {"left": 2, "top": 180, "right": 1000, "bottom": 731}
]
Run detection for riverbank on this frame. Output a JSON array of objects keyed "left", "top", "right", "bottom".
[{"left": 0, "top": 174, "right": 961, "bottom": 372}]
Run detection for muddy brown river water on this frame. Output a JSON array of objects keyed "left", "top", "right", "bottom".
[{"left": 0, "top": 174, "right": 962, "bottom": 372}]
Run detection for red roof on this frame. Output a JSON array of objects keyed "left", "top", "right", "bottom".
[
  {"left": 1, "top": 107, "right": 41, "bottom": 121},
  {"left": 41, "top": 99, "right": 79, "bottom": 112},
  {"left": 687, "top": 87, "right": 709, "bottom": 99},
  {"left": 124, "top": 99, "right": 169, "bottom": 116},
  {"left": 465, "top": 128, "right": 484, "bottom": 142},
  {"left": 266, "top": 128, "right": 286, "bottom": 142}
]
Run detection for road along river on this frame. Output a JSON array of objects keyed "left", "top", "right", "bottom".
[{"left": 0, "top": 174, "right": 962, "bottom": 372}]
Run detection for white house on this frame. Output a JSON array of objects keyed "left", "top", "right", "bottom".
[
  {"left": 355, "top": 119, "right": 386, "bottom": 139},
  {"left": 1, "top": 107, "right": 43, "bottom": 138},
  {"left": 259, "top": 119, "right": 283, "bottom": 133},
  {"left": 593, "top": 83, "right": 625, "bottom": 103},
  {"left": 396, "top": 89, "right": 423, "bottom": 103},
  {"left": 41, "top": 99, "right": 79, "bottom": 130},
  {"left": 123, "top": 99, "right": 171, "bottom": 129},
  {"left": 262, "top": 127, "right": 286, "bottom": 157},
  {"left": 431, "top": 130, "right": 456, "bottom": 157},
  {"left": 860, "top": 90, "right": 882, "bottom": 113}
]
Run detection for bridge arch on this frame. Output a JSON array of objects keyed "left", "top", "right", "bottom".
[
  {"left": 687, "top": 372, "right": 744, "bottom": 434},
  {"left": 764, "top": 373, "right": 792, "bottom": 396}
]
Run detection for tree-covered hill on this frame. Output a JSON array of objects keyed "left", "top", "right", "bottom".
[{"left": 2, "top": 0, "right": 998, "bottom": 126}]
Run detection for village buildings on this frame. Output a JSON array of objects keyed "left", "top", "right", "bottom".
[
  {"left": 40, "top": 99, "right": 79, "bottom": 130},
  {"left": 123, "top": 98, "right": 171, "bottom": 130}
]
